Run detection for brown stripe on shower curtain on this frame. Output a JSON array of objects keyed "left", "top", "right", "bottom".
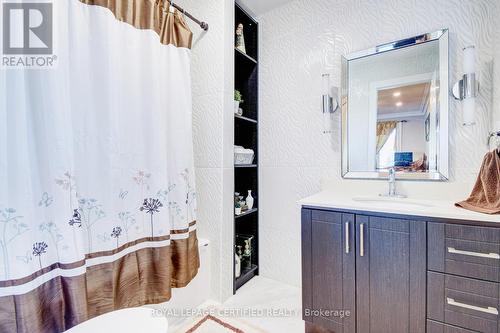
[
  {"left": 0, "top": 229, "right": 199, "bottom": 333},
  {"left": 0, "top": 222, "right": 196, "bottom": 288},
  {"left": 0, "top": 235, "right": 171, "bottom": 288},
  {"left": 78, "top": 0, "right": 194, "bottom": 49}
]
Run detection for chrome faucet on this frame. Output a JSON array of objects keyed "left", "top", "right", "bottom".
[
  {"left": 381, "top": 167, "right": 406, "bottom": 198},
  {"left": 388, "top": 167, "right": 396, "bottom": 196}
]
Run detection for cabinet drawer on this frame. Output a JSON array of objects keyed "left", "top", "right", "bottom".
[
  {"left": 428, "top": 271, "right": 500, "bottom": 333},
  {"left": 311, "top": 210, "right": 342, "bottom": 223},
  {"left": 427, "top": 320, "right": 477, "bottom": 333},
  {"left": 428, "top": 223, "right": 500, "bottom": 282}
]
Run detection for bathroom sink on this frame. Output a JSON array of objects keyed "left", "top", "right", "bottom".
[{"left": 352, "top": 196, "right": 434, "bottom": 209}]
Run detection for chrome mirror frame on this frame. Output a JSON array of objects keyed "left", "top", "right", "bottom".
[{"left": 341, "top": 29, "right": 449, "bottom": 181}]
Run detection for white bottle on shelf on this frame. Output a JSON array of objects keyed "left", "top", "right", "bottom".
[
  {"left": 246, "top": 190, "right": 254, "bottom": 210},
  {"left": 235, "top": 253, "right": 241, "bottom": 278}
]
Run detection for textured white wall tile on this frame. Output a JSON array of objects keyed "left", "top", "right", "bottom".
[
  {"left": 194, "top": 167, "right": 223, "bottom": 299},
  {"left": 185, "top": 0, "right": 226, "bottom": 99},
  {"left": 222, "top": 92, "right": 236, "bottom": 169},
  {"left": 177, "top": 0, "right": 234, "bottom": 302},
  {"left": 220, "top": 167, "right": 235, "bottom": 300},
  {"left": 259, "top": 0, "right": 499, "bottom": 287},
  {"left": 192, "top": 93, "right": 224, "bottom": 168},
  {"left": 493, "top": 2, "right": 500, "bottom": 130},
  {"left": 259, "top": 166, "right": 335, "bottom": 286}
]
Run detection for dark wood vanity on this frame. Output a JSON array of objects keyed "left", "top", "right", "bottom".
[{"left": 302, "top": 207, "right": 500, "bottom": 333}]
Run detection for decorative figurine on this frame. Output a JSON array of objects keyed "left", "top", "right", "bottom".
[
  {"left": 235, "top": 23, "right": 246, "bottom": 54},
  {"left": 238, "top": 195, "right": 247, "bottom": 211},
  {"left": 243, "top": 238, "right": 252, "bottom": 269}
]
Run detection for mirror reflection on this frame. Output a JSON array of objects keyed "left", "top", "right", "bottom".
[
  {"left": 343, "top": 32, "right": 448, "bottom": 180},
  {"left": 375, "top": 81, "right": 437, "bottom": 172}
]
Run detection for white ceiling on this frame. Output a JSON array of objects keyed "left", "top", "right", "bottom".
[{"left": 237, "top": 0, "right": 294, "bottom": 16}]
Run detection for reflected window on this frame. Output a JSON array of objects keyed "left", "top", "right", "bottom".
[{"left": 377, "top": 127, "right": 396, "bottom": 169}]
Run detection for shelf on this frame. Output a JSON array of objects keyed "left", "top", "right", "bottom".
[
  {"left": 234, "top": 2, "right": 258, "bottom": 295},
  {"left": 235, "top": 114, "right": 257, "bottom": 124},
  {"left": 235, "top": 47, "right": 257, "bottom": 64},
  {"left": 235, "top": 164, "right": 257, "bottom": 168},
  {"left": 235, "top": 208, "right": 258, "bottom": 219},
  {"left": 235, "top": 264, "right": 258, "bottom": 290}
]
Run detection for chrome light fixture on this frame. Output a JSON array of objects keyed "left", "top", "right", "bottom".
[
  {"left": 322, "top": 73, "right": 339, "bottom": 133},
  {"left": 452, "top": 46, "right": 480, "bottom": 126}
]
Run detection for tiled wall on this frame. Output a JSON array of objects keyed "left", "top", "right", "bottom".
[
  {"left": 494, "top": 2, "right": 500, "bottom": 130},
  {"left": 259, "top": 0, "right": 498, "bottom": 287},
  {"left": 178, "top": 0, "right": 234, "bottom": 302}
]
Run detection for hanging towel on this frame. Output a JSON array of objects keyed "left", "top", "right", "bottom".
[{"left": 455, "top": 151, "right": 500, "bottom": 214}]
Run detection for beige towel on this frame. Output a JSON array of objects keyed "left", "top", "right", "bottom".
[{"left": 456, "top": 151, "right": 500, "bottom": 214}]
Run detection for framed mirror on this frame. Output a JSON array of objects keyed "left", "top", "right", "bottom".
[{"left": 341, "top": 29, "right": 449, "bottom": 180}]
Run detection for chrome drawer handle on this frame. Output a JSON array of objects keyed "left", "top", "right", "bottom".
[
  {"left": 447, "top": 297, "right": 499, "bottom": 315},
  {"left": 360, "top": 224, "right": 365, "bottom": 257},
  {"left": 447, "top": 247, "right": 500, "bottom": 259},
  {"left": 345, "top": 222, "right": 350, "bottom": 254}
]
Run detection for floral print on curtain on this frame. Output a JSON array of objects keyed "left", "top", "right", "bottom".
[{"left": 0, "top": 1, "right": 199, "bottom": 332}]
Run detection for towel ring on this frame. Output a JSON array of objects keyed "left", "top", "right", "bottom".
[{"left": 488, "top": 131, "right": 500, "bottom": 153}]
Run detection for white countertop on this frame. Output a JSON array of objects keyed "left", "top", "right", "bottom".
[{"left": 299, "top": 190, "right": 500, "bottom": 224}]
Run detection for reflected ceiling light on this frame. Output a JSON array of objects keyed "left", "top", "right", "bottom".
[
  {"left": 393, "top": 91, "right": 401, "bottom": 97},
  {"left": 396, "top": 102, "right": 403, "bottom": 107}
]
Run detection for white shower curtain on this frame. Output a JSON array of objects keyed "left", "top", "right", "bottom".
[{"left": 0, "top": 1, "right": 199, "bottom": 332}]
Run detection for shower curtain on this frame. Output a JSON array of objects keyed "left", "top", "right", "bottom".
[{"left": 0, "top": 1, "right": 199, "bottom": 332}]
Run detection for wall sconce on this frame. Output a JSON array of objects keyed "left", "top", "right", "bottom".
[
  {"left": 452, "top": 46, "right": 480, "bottom": 126},
  {"left": 322, "top": 73, "right": 339, "bottom": 134}
]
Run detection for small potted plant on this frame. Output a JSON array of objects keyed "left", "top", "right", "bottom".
[
  {"left": 234, "top": 90, "right": 243, "bottom": 115},
  {"left": 235, "top": 201, "right": 242, "bottom": 215}
]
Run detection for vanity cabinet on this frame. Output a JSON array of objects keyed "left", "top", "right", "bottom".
[
  {"left": 355, "top": 215, "right": 426, "bottom": 333},
  {"left": 302, "top": 209, "right": 426, "bottom": 333},
  {"left": 303, "top": 207, "right": 500, "bottom": 333},
  {"left": 302, "top": 210, "right": 355, "bottom": 332}
]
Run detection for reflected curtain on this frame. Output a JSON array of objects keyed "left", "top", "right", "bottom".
[
  {"left": 376, "top": 121, "right": 398, "bottom": 153},
  {"left": 0, "top": 1, "right": 199, "bottom": 332}
]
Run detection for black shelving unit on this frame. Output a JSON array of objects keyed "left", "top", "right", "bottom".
[
  {"left": 235, "top": 114, "right": 257, "bottom": 124},
  {"left": 235, "top": 208, "right": 258, "bottom": 219},
  {"left": 235, "top": 164, "right": 257, "bottom": 168},
  {"left": 234, "top": 3, "right": 258, "bottom": 294}
]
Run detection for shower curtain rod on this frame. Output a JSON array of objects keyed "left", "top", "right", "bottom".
[{"left": 169, "top": 1, "right": 209, "bottom": 31}]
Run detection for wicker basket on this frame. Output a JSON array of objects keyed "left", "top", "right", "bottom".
[{"left": 234, "top": 146, "right": 254, "bottom": 165}]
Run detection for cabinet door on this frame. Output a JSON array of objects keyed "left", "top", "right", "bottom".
[
  {"left": 302, "top": 209, "right": 355, "bottom": 333},
  {"left": 356, "top": 216, "right": 426, "bottom": 333}
]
